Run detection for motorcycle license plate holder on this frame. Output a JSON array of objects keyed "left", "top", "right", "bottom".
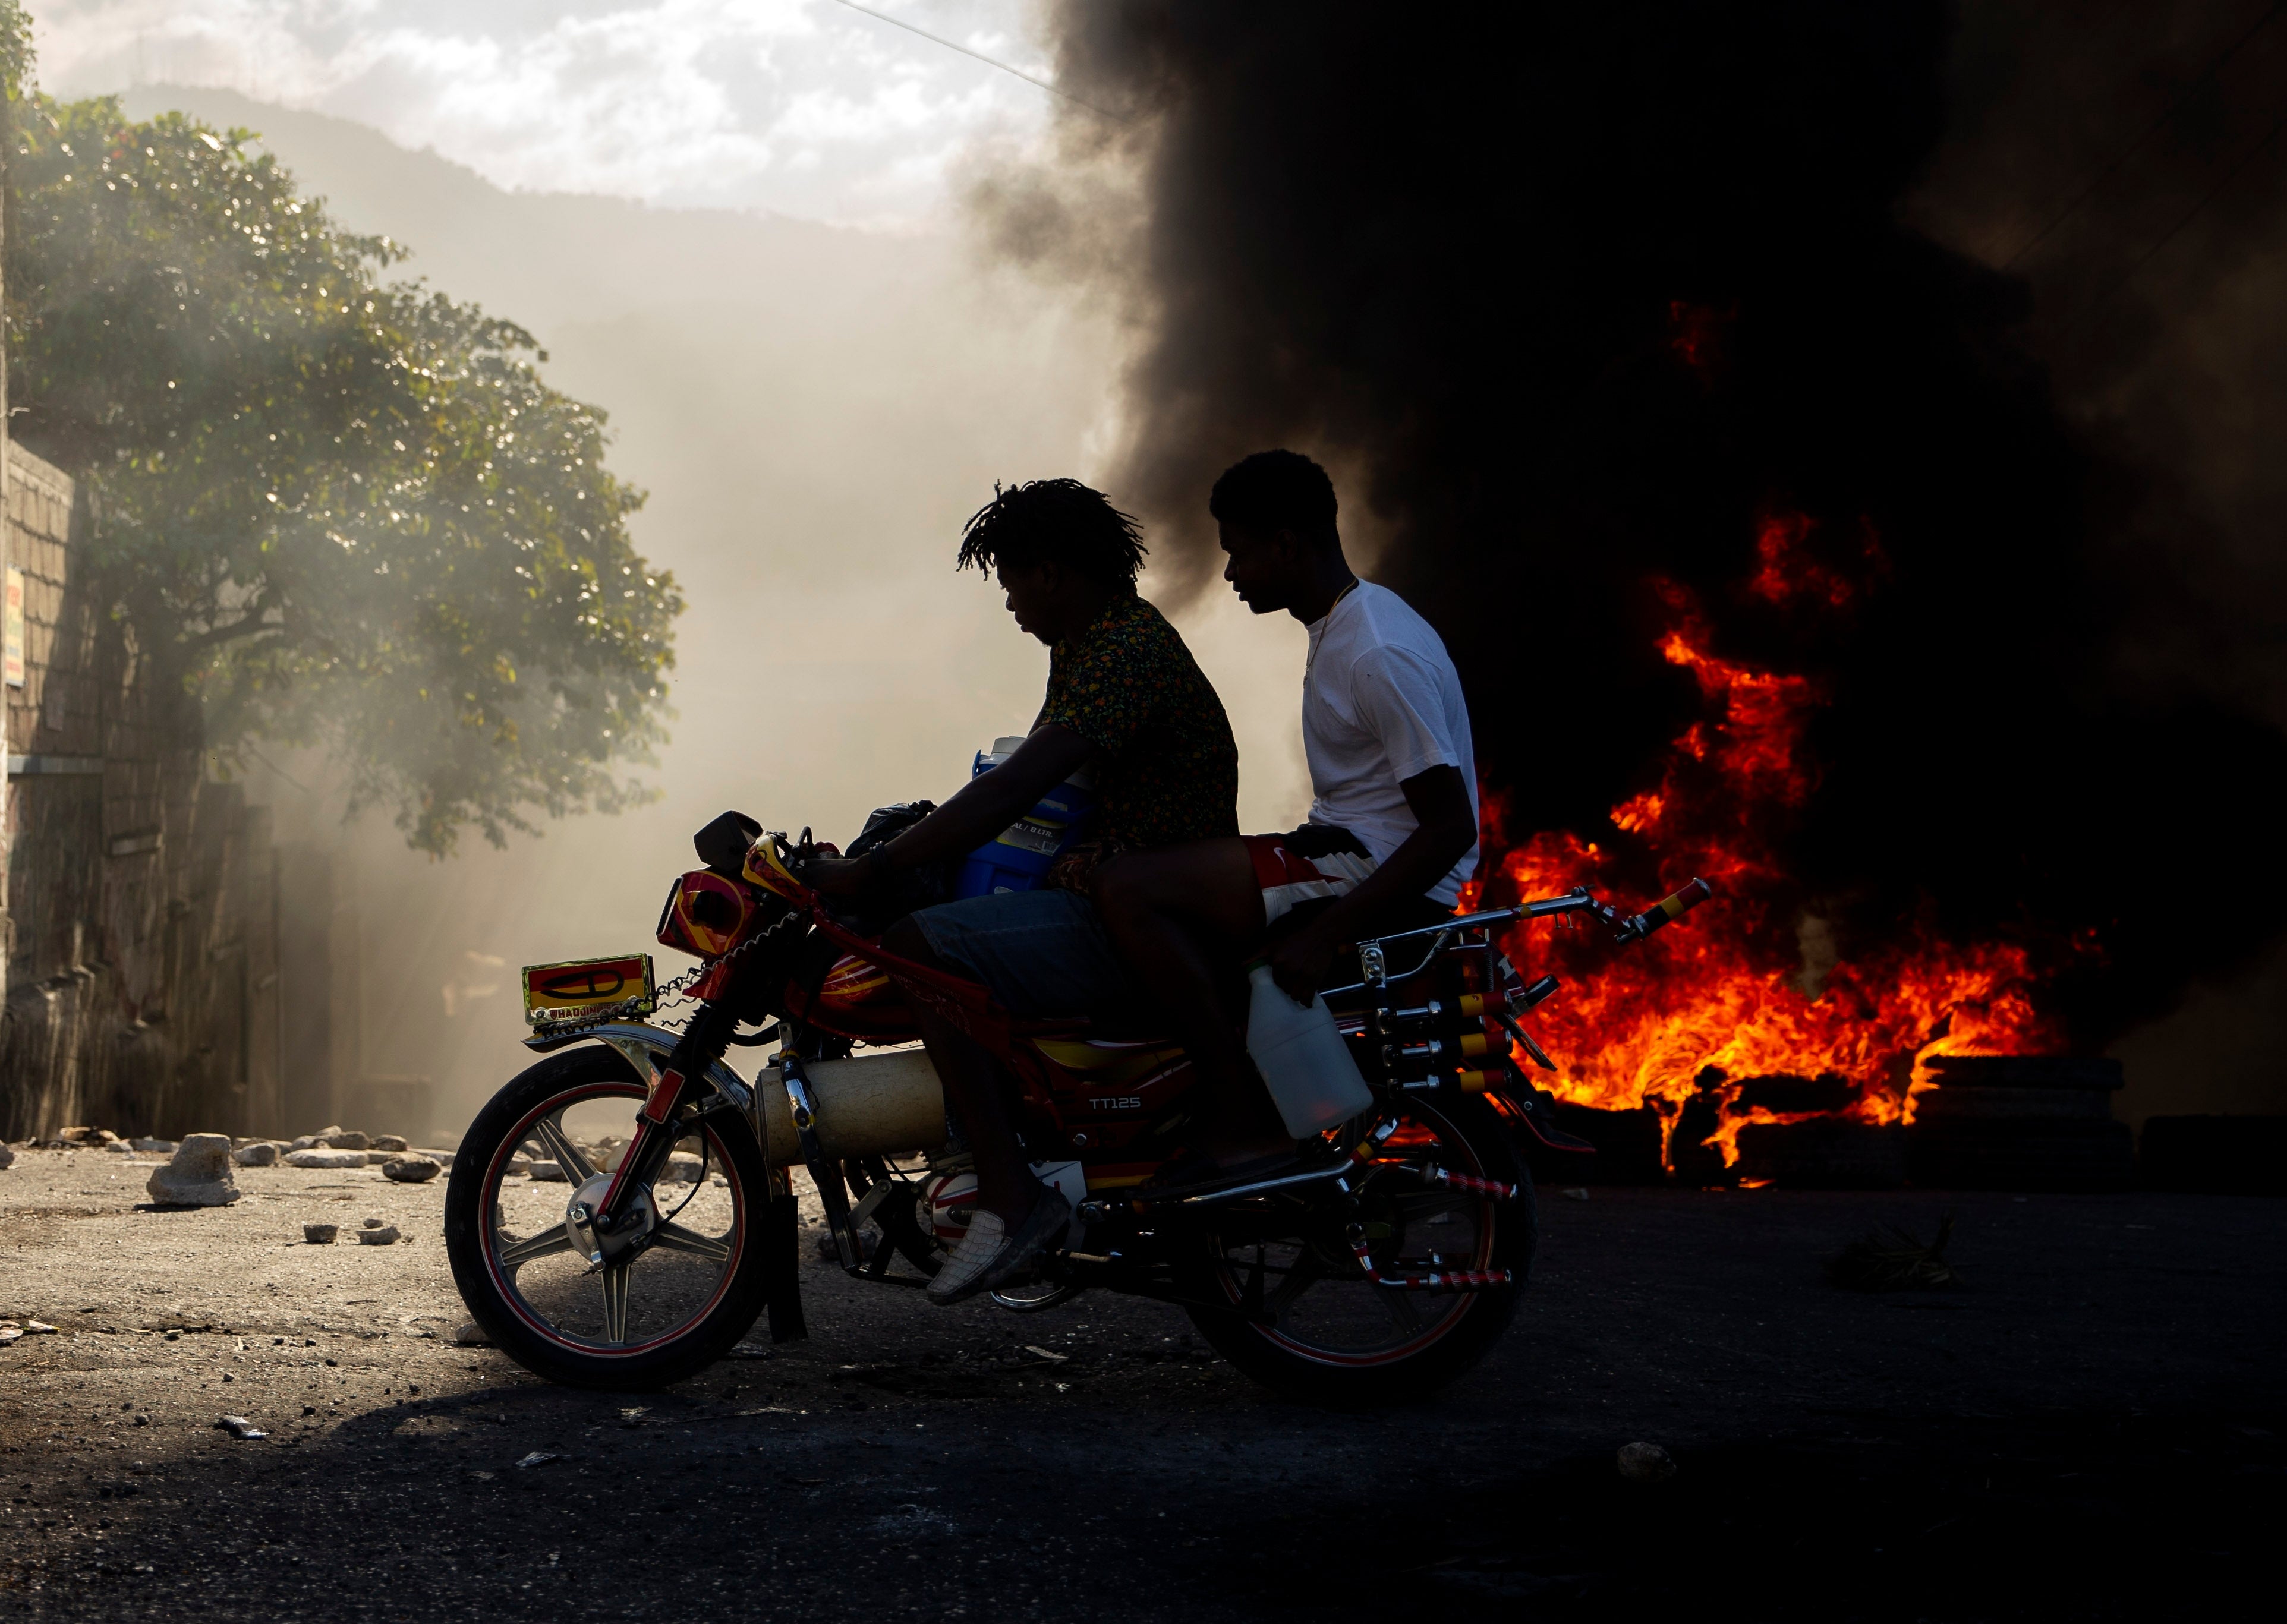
[{"left": 522, "top": 954, "right": 659, "bottom": 1027}]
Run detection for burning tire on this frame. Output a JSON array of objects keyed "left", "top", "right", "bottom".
[
  {"left": 1184, "top": 1093, "right": 1532, "bottom": 1406},
  {"left": 444, "top": 1047, "right": 775, "bottom": 1390},
  {"left": 1908, "top": 1056, "right": 2134, "bottom": 1191}
]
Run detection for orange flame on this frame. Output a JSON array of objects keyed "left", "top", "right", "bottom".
[{"left": 1476, "top": 516, "right": 2064, "bottom": 1171}]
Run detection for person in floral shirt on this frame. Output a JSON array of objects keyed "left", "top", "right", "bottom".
[
  {"left": 1039, "top": 587, "right": 1239, "bottom": 884},
  {"left": 807, "top": 478, "right": 1237, "bottom": 1304}
]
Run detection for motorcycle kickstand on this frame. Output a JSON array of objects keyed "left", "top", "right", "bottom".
[{"left": 764, "top": 1166, "right": 807, "bottom": 1344}]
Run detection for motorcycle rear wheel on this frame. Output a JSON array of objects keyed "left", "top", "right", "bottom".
[
  {"left": 1185, "top": 1092, "right": 1532, "bottom": 1407},
  {"left": 443, "top": 1046, "right": 774, "bottom": 1390}
]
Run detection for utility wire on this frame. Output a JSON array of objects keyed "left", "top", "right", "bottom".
[
  {"left": 2077, "top": 103, "right": 2287, "bottom": 322},
  {"left": 829, "top": 0, "right": 1128, "bottom": 122},
  {"left": 2001, "top": 0, "right": 2287, "bottom": 267}
]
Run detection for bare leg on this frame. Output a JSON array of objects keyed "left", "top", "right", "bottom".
[
  {"left": 1094, "top": 841, "right": 1292, "bottom": 1163},
  {"left": 881, "top": 917, "right": 1041, "bottom": 1228}
]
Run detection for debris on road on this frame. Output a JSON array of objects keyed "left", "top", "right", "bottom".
[
  {"left": 0, "top": 1142, "right": 15, "bottom": 1170},
  {"left": 372, "top": 1135, "right": 408, "bottom": 1152},
  {"left": 528, "top": 1160, "right": 568, "bottom": 1182},
  {"left": 666, "top": 1152, "right": 704, "bottom": 1183},
  {"left": 383, "top": 1155, "right": 442, "bottom": 1183},
  {"left": 358, "top": 1221, "right": 401, "bottom": 1245},
  {"left": 147, "top": 1133, "right": 242, "bottom": 1207},
  {"left": 303, "top": 1222, "right": 340, "bottom": 1244},
  {"left": 1618, "top": 1441, "right": 1677, "bottom": 1482},
  {"left": 1563, "top": 1187, "right": 1592, "bottom": 1200},
  {"left": 214, "top": 1416, "right": 269, "bottom": 1440},
  {"left": 234, "top": 1142, "right": 281, "bottom": 1167},
  {"left": 1829, "top": 1215, "right": 1960, "bottom": 1292},
  {"left": 286, "top": 1148, "right": 368, "bottom": 1169},
  {"left": 515, "top": 1451, "right": 563, "bottom": 1469},
  {"left": 325, "top": 1130, "right": 372, "bottom": 1151},
  {"left": 452, "top": 1320, "right": 490, "bottom": 1346},
  {"left": 1021, "top": 1345, "right": 1069, "bottom": 1364}
]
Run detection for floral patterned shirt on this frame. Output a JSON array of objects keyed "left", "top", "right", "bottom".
[{"left": 1038, "top": 592, "right": 1239, "bottom": 850}]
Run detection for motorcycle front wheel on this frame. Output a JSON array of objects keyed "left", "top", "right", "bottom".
[
  {"left": 1184, "top": 1091, "right": 1532, "bottom": 1407},
  {"left": 443, "top": 1046, "right": 775, "bottom": 1390}
]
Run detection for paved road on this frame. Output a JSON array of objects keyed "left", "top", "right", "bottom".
[{"left": 1, "top": 1146, "right": 2279, "bottom": 1620}]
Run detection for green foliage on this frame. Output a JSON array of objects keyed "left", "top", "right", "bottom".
[
  {"left": 4, "top": 93, "right": 682, "bottom": 853},
  {"left": 0, "top": 2, "right": 31, "bottom": 103}
]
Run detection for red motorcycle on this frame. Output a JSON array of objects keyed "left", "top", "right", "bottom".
[{"left": 443, "top": 811, "right": 1711, "bottom": 1402}]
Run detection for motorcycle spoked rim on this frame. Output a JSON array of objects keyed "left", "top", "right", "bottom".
[
  {"left": 1210, "top": 1098, "right": 1497, "bottom": 1370},
  {"left": 480, "top": 1080, "right": 747, "bottom": 1359}
]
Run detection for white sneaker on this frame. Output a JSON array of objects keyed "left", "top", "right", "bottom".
[{"left": 925, "top": 1188, "right": 1072, "bottom": 1305}]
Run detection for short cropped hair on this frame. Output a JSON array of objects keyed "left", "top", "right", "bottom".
[
  {"left": 1208, "top": 450, "right": 1339, "bottom": 545},
  {"left": 957, "top": 479, "right": 1148, "bottom": 588}
]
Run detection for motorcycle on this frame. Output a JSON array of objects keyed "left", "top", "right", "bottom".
[{"left": 442, "top": 809, "right": 1712, "bottom": 1404}]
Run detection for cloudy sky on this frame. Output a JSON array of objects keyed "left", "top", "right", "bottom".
[{"left": 29, "top": 0, "right": 1056, "bottom": 225}]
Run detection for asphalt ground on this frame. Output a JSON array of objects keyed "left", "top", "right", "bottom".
[{"left": 0, "top": 1146, "right": 2280, "bottom": 1622}]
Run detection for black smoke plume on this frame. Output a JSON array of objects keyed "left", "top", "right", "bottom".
[{"left": 979, "top": 1, "right": 2287, "bottom": 1047}]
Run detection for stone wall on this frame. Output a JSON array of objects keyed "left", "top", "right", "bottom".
[{"left": 0, "top": 444, "right": 332, "bottom": 1140}]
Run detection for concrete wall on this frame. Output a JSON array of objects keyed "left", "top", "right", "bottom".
[{"left": 0, "top": 443, "right": 328, "bottom": 1141}]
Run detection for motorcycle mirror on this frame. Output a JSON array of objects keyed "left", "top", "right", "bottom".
[{"left": 694, "top": 809, "right": 763, "bottom": 876}]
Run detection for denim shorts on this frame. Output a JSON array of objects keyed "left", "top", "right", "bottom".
[{"left": 909, "top": 887, "right": 1142, "bottom": 1021}]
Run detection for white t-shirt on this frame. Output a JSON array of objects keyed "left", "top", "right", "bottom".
[{"left": 1302, "top": 580, "right": 1479, "bottom": 906}]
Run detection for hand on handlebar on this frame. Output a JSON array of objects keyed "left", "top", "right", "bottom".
[{"left": 804, "top": 854, "right": 872, "bottom": 896}]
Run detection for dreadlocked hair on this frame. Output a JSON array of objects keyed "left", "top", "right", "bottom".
[{"left": 957, "top": 479, "right": 1148, "bottom": 588}]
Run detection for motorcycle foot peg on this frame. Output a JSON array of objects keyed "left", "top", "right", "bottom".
[{"left": 1075, "top": 1198, "right": 1113, "bottom": 1225}]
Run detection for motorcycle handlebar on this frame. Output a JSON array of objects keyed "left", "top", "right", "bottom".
[
  {"left": 1374, "top": 878, "right": 1715, "bottom": 955},
  {"left": 1616, "top": 877, "right": 1713, "bottom": 942}
]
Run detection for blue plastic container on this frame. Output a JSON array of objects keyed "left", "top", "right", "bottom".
[{"left": 951, "top": 737, "right": 1097, "bottom": 898}]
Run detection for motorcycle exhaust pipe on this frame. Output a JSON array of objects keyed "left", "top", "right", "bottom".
[{"left": 749, "top": 1049, "right": 947, "bottom": 1161}]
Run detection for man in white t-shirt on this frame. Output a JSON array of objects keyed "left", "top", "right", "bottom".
[{"left": 1094, "top": 450, "right": 1480, "bottom": 1173}]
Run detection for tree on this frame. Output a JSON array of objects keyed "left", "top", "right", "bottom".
[{"left": 3, "top": 84, "right": 681, "bottom": 853}]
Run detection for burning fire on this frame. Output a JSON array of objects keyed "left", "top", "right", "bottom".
[{"left": 1467, "top": 512, "right": 2062, "bottom": 1168}]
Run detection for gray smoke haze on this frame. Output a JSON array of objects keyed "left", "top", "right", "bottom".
[{"left": 116, "top": 86, "right": 1314, "bottom": 1136}]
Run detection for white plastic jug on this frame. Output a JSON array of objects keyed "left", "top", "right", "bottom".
[{"left": 1245, "top": 963, "right": 1375, "bottom": 1138}]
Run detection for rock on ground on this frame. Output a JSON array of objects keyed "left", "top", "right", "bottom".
[
  {"left": 303, "top": 1222, "right": 339, "bottom": 1244},
  {"left": 0, "top": 1142, "right": 16, "bottom": 1169},
  {"left": 1618, "top": 1441, "right": 1678, "bottom": 1482},
  {"left": 666, "top": 1152, "right": 705, "bottom": 1182},
  {"left": 325, "top": 1131, "right": 371, "bottom": 1151},
  {"left": 146, "top": 1133, "right": 241, "bottom": 1207},
  {"left": 234, "top": 1142, "right": 281, "bottom": 1167},
  {"left": 358, "top": 1223, "right": 400, "bottom": 1245},
  {"left": 286, "top": 1148, "right": 369, "bottom": 1169},
  {"left": 383, "top": 1155, "right": 441, "bottom": 1183},
  {"left": 371, "top": 1134, "right": 408, "bottom": 1152}
]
